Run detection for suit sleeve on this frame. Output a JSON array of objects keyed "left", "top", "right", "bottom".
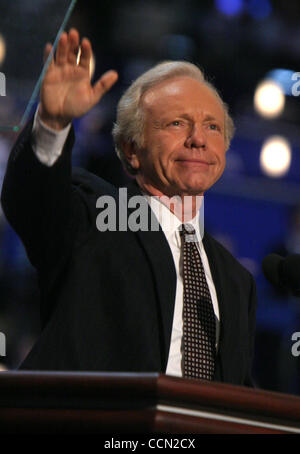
[{"left": 1, "top": 118, "right": 78, "bottom": 273}]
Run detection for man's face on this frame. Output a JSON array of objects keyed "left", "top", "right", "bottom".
[{"left": 130, "top": 76, "right": 227, "bottom": 197}]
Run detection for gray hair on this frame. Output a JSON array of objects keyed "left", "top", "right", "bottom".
[{"left": 112, "top": 61, "right": 235, "bottom": 175}]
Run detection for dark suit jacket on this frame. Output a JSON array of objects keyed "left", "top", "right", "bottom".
[{"left": 1, "top": 120, "right": 257, "bottom": 386}]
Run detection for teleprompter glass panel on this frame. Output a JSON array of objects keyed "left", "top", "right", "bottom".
[{"left": 0, "top": 0, "right": 77, "bottom": 131}]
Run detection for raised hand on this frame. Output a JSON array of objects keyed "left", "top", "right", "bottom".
[{"left": 39, "top": 28, "right": 118, "bottom": 130}]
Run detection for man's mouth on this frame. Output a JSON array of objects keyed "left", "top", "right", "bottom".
[{"left": 175, "top": 159, "right": 212, "bottom": 166}]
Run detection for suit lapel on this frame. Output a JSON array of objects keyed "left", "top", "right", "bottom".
[
  {"left": 118, "top": 181, "right": 238, "bottom": 379},
  {"left": 124, "top": 180, "right": 177, "bottom": 370},
  {"left": 202, "top": 232, "right": 239, "bottom": 383}
]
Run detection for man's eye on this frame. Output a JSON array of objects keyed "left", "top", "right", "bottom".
[
  {"left": 170, "top": 121, "right": 181, "bottom": 126},
  {"left": 209, "top": 124, "right": 220, "bottom": 131}
]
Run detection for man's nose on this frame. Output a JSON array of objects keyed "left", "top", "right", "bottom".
[{"left": 185, "top": 124, "right": 206, "bottom": 149}]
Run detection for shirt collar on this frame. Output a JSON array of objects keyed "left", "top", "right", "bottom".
[{"left": 143, "top": 193, "right": 203, "bottom": 247}]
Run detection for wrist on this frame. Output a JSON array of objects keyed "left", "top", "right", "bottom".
[{"left": 38, "top": 104, "right": 71, "bottom": 131}]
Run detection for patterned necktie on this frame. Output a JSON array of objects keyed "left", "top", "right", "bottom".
[{"left": 180, "top": 223, "right": 216, "bottom": 380}]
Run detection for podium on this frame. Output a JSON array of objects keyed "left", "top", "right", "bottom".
[{"left": 0, "top": 371, "right": 300, "bottom": 434}]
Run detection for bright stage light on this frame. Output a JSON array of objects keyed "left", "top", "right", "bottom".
[
  {"left": 260, "top": 136, "right": 291, "bottom": 178},
  {"left": 254, "top": 80, "right": 285, "bottom": 119}
]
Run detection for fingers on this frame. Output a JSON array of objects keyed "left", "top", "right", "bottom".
[
  {"left": 68, "top": 28, "right": 80, "bottom": 65},
  {"left": 51, "top": 29, "right": 91, "bottom": 69},
  {"left": 78, "top": 37, "right": 92, "bottom": 69},
  {"left": 92, "top": 70, "right": 119, "bottom": 103},
  {"left": 43, "top": 27, "right": 118, "bottom": 107},
  {"left": 43, "top": 43, "right": 54, "bottom": 66},
  {"left": 56, "top": 31, "right": 68, "bottom": 65}
]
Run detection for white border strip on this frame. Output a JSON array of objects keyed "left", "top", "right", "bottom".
[{"left": 157, "top": 404, "right": 300, "bottom": 433}]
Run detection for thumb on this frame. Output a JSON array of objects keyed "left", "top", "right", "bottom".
[{"left": 92, "top": 70, "right": 119, "bottom": 104}]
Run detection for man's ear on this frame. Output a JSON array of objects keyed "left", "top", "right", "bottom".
[{"left": 122, "top": 141, "right": 140, "bottom": 171}]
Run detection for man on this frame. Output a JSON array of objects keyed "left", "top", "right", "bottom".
[{"left": 1, "top": 29, "right": 257, "bottom": 385}]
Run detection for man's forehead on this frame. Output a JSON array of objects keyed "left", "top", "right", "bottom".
[
  {"left": 142, "top": 76, "right": 224, "bottom": 118},
  {"left": 143, "top": 77, "right": 194, "bottom": 102}
]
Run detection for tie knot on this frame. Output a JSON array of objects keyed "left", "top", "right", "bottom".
[{"left": 180, "top": 224, "right": 197, "bottom": 243}]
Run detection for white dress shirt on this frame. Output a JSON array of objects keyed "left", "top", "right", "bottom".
[
  {"left": 143, "top": 195, "right": 220, "bottom": 377},
  {"left": 31, "top": 108, "right": 220, "bottom": 377},
  {"left": 32, "top": 108, "right": 71, "bottom": 166}
]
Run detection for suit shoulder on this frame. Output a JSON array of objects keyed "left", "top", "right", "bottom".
[
  {"left": 71, "top": 167, "right": 117, "bottom": 198},
  {"left": 203, "top": 231, "right": 254, "bottom": 281}
]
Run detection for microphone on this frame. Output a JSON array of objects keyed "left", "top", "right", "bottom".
[{"left": 262, "top": 253, "right": 300, "bottom": 297}]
